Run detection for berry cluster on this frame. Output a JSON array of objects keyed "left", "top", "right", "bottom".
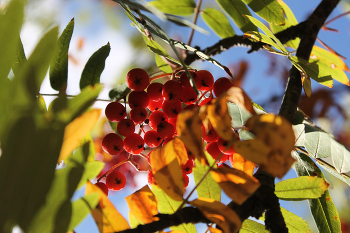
[{"left": 97, "top": 68, "right": 238, "bottom": 193}]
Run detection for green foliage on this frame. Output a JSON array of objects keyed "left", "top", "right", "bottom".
[
  {"left": 201, "top": 8, "right": 235, "bottom": 38},
  {"left": 129, "top": 211, "right": 142, "bottom": 228},
  {"left": 148, "top": 0, "right": 196, "bottom": 16},
  {"left": 280, "top": 207, "right": 310, "bottom": 233},
  {"left": 242, "top": 0, "right": 285, "bottom": 25},
  {"left": 240, "top": 219, "right": 268, "bottom": 232},
  {"left": 155, "top": 54, "right": 173, "bottom": 73},
  {"left": 109, "top": 82, "right": 130, "bottom": 101}
]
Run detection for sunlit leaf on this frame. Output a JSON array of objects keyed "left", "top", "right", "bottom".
[
  {"left": 243, "top": 31, "right": 285, "bottom": 54},
  {"left": 275, "top": 176, "right": 329, "bottom": 201},
  {"left": 315, "top": 158, "right": 350, "bottom": 186},
  {"left": 76, "top": 160, "right": 105, "bottom": 190},
  {"left": 148, "top": 0, "right": 196, "bottom": 16},
  {"left": 240, "top": 219, "right": 268, "bottom": 232},
  {"left": 234, "top": 138, "right": 270, "bottom": 164},
  {"left": 211, "top": 166, "right": 260, "bottom": 204},
  {"left": 311, "top": 58, "right": 349, "bottom": 86},
  {"left": 155, "top": 54, "right": 173, "bottom": 73},
  {"left": 280, "top": 207, "right": 310, "bottom": 232},
  {"left": 215, "top": 0, "right": 258, "bottom": 33},
  {"left": 201, "top": 8, "right": 235, "bottom": 38},
  {"left": 230, "top": 153, "right": 255, "bottom": 177},
  {"left": 190, "top": 197, "right": 241, "bottom": 233},
  {"left": 86, "top": 181, "right": 130, "bottom": 232},
  {"left": 226, "top": 87, "right": 256, "bottom": 116},
  {"left": 80, "top": 42, "right": 111, "bottom": 90},
  {"left": 293, "top": 152, "right": 341, "bottom": 233},
  {"left": 59, "top": 108, "right": 102, "bottom": 162},
  {"left": 109, "top": 82, "right": 130, "bottom": 101},
  {"left": 129, "top": 211, "right": 142, "bottom": 228},
  {"left": 50, "top": 18, "right": 74, "bottom": 91},
  {"left": 125, "top": 185, "right": 158, "bottom": 224},
  {"left": 242, "top": 0, "right": 285, "bottom": 25},
  {"left": 293, "top": 124, "right": 305, "bottom": 147},
  {"left": 311, "top": 45, "right": 350, "bottom": 72}
]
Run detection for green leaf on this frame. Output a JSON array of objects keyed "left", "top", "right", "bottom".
[
  {"left": 148, "top": 0, "right": 196, "bottom": 16},
  {"left": 76, "top": 161, "right": 105, "bottom": 190},
  {"left": 311, "top": 58, "right": 349, "bottom": 86},
  {"left": 165, "top": 15, "right": 209, "bottom": 35},
  {"left": 304, "top": 124, "right": 333, "bottom": 159},
  {"left": 293, "top": 124, "right": 305, "bottom": 147},
  {"left": 311, "top": 46, "right": 350, "bottom": 72},
  {"left": 240, "top": 219, "right": 268, "bottom": 232},
  {"left": 80, "top": 42, "right": 111, "bottom": 90},
  {"left": 0, "top": 0, "right": 24, "bottom": 79},
  {"left": 109, "top": 82, "right": 130, "bottom": 101},
  {"left": 244, "top": 15, "right": 287, "bottom": 53},
  {"left": 228, "top": 102, "right": 252, "bottom": 127},
  {"left": 280, "top": 207, "right": 310, "bottom": 233},
  {"left": 68, "top": 193, "right": 99, "bottom": 231},
  {"left": 28, "top": 143, "right": 90, "bottom": 233},
  {"left": 129, "top": 211, "right": 143, "bottom": 228},
  {"left": 331, "top": 139, "right": 350, "bottom": 174},
  {"left": 216, "top": 0, "right": 258, "bottom": 33},
  {"left": 293, "top": 152, "right": 341, "bottom": 233},
  {"left": 12, "top": 38, "right": 27, "bottom": 76},
  {"left": 269, "top": 0, "right": 300, "bottom": 49},
  {"left": 155, "top": 54, "right": 173, "bottom": 73},
  {"left": 193, "top": 152, "right": 221, "bottom": 202},
  {"left": 275, "top": 176, "right": 328, "bottom": 201},
  {"left": 0, "top": 115, "right": 65, "bottom": 232},
  {"left": 242, "top": 0, "right": 285, "bottom": 25},
  {"left": 50, "top": 18, "right": 74, "bottom": 91},
  {"left": 243, "top": 31, "right": 286, "bottom": 53},
  {"left": 201, "top": 8, "right": 235, "bottom": 38},
  {"left": 315, "top": 159, "right": 350, "bottom": 186},
  {"left": 151, "top": 185, "right": 197, "bottom": 233}
]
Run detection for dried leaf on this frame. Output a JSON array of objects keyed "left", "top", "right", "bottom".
[
  {"left": 211, "top": 166, "right": 260, "bottom": 204},
  {"left": 226, "top": 87, "right": 256, "bottom": 116},
  {"left": 59, "top": 109, "right": 101, "bottom": 162},
  {"left": 125, "top": 185, "right": 158, "bottom": 224},
  {"left": 233, "top": 138, "right": 271, "bottom": 165},
  {"left": 85, "top": 181, "right": 130, "bottom": 232},
  {"left": 190, "top": 197, "right": 241, "bottom": 233},
  {"left": 302, "top": 76, "right": 312, "bottom": 97},
  {"left": 177, "top": 107, "right": 208, "bottom": 165},
  {"left": 166, "top": 138, "right": 189, "bottom": 166},
  {"left": 230, "top": 153, "right": 255, "bottom": 177}
]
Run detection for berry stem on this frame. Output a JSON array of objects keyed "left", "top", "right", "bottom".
[
  {"left": 183, "top": 0, "right": 203, "bottom": 56},
  {"left": 195, "top": 90, "right": 209, "bottom": 104},
  {"left": 97, "top": 158, "right": 130, "bottom": 182},
  {"left": 150, "top": 73, "right": 172, "bottom": 82}
]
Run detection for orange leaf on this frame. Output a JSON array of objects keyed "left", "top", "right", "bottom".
[
  {"left": 59, "top": 108, "right": 101, "bottom": 162},
  {"left": 311, "top": 45, "right": 349, "bottom": 72},
  {"left": 190, "top": 197, "right": 241, "bottom": 233},
  {"left": 230, "top": 153, "right": 255, "bottom": 177},
  {"left": 233, "top": 138, "right": 271, "bottom": 165},
  {"left": 209, "top": 226, "right": 222, "bottom": 233},
  {"left": 226, "top": 87, "right": 256, "bottom": 116},
  {"left": 150, "top": 144, "right": 184, "bottom": 201},
  {"left": 211, "top": 166, "right": 260, "bottom": 204},
  {"left": 167, "top": 138, "right": 188, "bottom": 166},
  {"left": 85, "top": 181, "right": 130, "bottom": 232},
  {"left": 177, "top": 107, "right": 208, "bottom": 165},
  {"left": 125, "top": 185, "right": 158, "bottom": 224}
]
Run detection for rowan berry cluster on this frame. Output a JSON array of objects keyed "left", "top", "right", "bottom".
[{"left": 97, "top": 68, "right": 238, "bottom": 193}]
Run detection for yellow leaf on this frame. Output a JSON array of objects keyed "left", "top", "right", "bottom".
[
  {"left": 211, "top": 166, "right": 260, "bottom": 204},
  {"left": 190, "top": 197, "right": 241, "bottom": 233},
  {"left": 177, "top": 107, "right": 208, "bottom": 165},
  {"left": 167, "top": 138, "right": 188, "bottom": 166},
  {"left": 230, "top": 153, "right": 255, "bottom": 177},
  {"left": 233, "top": 139, "right": 271, "bottom": 165},
  {"left": 206, "top": 96, "right": 233, "bottom": 141},
  {"left": 125, "top": 185, "right": 158, "bottom": 224},
  {"left": 85, "top": 181, "right": 130, "bottom": 232},
  {"left": 302, "top": 75, "right": 312, "bottom": 97},
  {"left": 150, "top": 145, "right": 184, "bottom": 201},
  {"left": 311, "top": 45, "right": 350, "bottom": 72},
  {"left": 226, "top": 87, "right": 256, "bottom": 116},
  {"left": 58, "top": 108, "right": 101, "bottom": 162}
]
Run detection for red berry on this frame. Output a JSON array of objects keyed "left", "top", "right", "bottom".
[
  {"left": 201, "top": 125, "right": 220, "bottom": 142},
  {"left": 217, "top": 137, "right": 236, "bottom": 155},
  {"left": 181, "top": 87, "right": 197, "bottom": 104},
  {"left": 199, "top": 97, "right": 213, "bottom": 106},
  {"left": 213, "top": 77, "right": 234, "bottom": 97},
  {"left": 183, "top": 173, "right": 189, "bottom": 189},
  {"left": 147, "top": 82, "right": 163, "bottom": 101},
  {"left": 106, "top": 170, "right": 126, "bottom": 191},
  {"left": 130, "top": 107, "right": 148, "bottom": 124},
  {"left": 124, "top": 133, "right": 144, "bottom": 154},
  {"left": 126, "top": 68, "right": 150, "bottom": 91},
  {"left": 148, "top": 111, "right": 167, "bottom": 129},
  {"left": 205, "top": 141, "right": 229, "bottom": 163},
  {"left": 180, "top": 71, "right": 196, "bottom": 88},
  {"left": 147, "top": 170, "right": 157, "bottom": 185},
  {"left": 95, "top": 182, "right": 109, "bottom": 196},
  {"left": 148, "top": 99, "right": 164, "bottom": 111},
  {"left": 105, "top": 102, "right": 126, "bottom": 122},
  {"left": 157, "top": 121, "right": 175, "bottom": 138},
  {"left": 162, "top": 80, "right": 183, "bottom": 102},
  {"left": 162, "top": 100, "right": 182, "bottom": 118},
  {"left": 102, "top": 133, "right": 124, "bottom": 155},
  {"left": 117, "top": 119, "right": 135, "bottom": 137},
  {"left": 144, "top": 131, "right": 162, "bottom": 147},
  {"left": 196, "top": 70, "right": 214, "bottom": 91},
  {"left": 181, "top": 160, "right": 194, "bottom": 174},
  {"left": 168, "top": 117, "right": 177, "bottom": 135},
  {"left": 128, "top": 91, "right": 149, "bottom": 109}
]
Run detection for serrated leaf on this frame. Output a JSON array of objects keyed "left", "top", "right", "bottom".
[
  {"left": 193, "top": 153, "right": 221, "bottom": 201},
  {"left": 275, "top": 176, "right": 329, "bottom": 201},
  {"left": 293, "top": 152, "right": 341, "bottom": 233},
  {"left": 201, "top": 8, "right": 235, "bottom": 38},
  {"left": 315, "top": 159, "right": 350, "bottom": 186},
  {"left": 28, "top": 143, "right": 90, "bottom": 233},
  {"left": 331, "top": 139, "right": 350, "bottom": 174},
  {"left": 155, "top": 54, "right": 173, "bottom": 73},
  {"left": 240, "top": 219, "right": 268, "bottom": 232},
  {"left": 86, "top": 181, "right": 130, "bottom": 232},
  {"left": 50, "top": 18, "right": 74, "bottom": 91},
  {"left": 68, "top": 193, "right": 99, "bottom": 231},
  {"left": 12, "top": 38, "right": 27, "bottom": 76},
  {"left": 280, "top": 207, "right": 310, "bottom": 233},
  {"left": 304, "top": 124, "right": 333, "bottom": 159},
  {"left": 58, "top": 109, "right": 102, "bottom": 163},
  {"left": 151, "top": 185, "right": 196, "bottom": 233},
  {"left": 80, "top": 42, "right": 110, "bottom": 90},
  {"left": 148, "top": 0, "right": 196, "bottom": 16},
  {"left": 293, "top": 124, "right": 305, "bottom": 147},
  {"left": 109, "top": 82, "right": 130, "bottom": 101},
  {"left": 311, "top": 45, "right": 350, "bottom": 72},
  {"left": 242, "top": 0, "right": 285, "bottom": 25},
  {"left": 216, "top": 0, "right": 258, "bottom": 33}
]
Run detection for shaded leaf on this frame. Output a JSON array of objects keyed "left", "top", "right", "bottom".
[
  {"left": 211, "top": 166, "right": 260, "bottom": 204},
  {"left": 216, "top": 0, "right": 258, "bottom": 33},
  {"left": 227, "top": 102, "right": 252, "bottom": 128},
  {"left": 242, "top": 0, "right": 285, "bottom": 25},
  {"left": 302, "top": 75, "right": 312, "bottom": 97},
  {"left": 50, "top": 18, "right": 74, "bottom": 91},
  {"left": 226, "top": 87, "right": 256, "bottom": 116},
  {"left": 331, "top": 139, "right": 350, "bottom": 174},
  {"left": 190, "top": 197, "right": 241, "bottom": 233},
  {"left": 240, "top": 219, "right": 268, "bottom": 232},
  {"left": 315, "top": 158, "right": 350, "bottom": 186},
  {"left": 275, "top": 176, "right": 329, "bottom": 201},
  {"left": 125, "top": 185, "right": 158, "bottom": 224},
  {"left": 80, "top": 42, "right": 111, "bottom": 90},
  {"left": 155, "top": 54, "right": 173, "bottom": 73},
  {"left": 86, "top": 181, "right": 130, "bottom": 232},
  {"left": 148, "top": 0, "right": 196, "bottom": 16},
  {"left": 304, "top": 124, "right": 333, "bottom": 159},
  {"left": 12, "top": 38, "right": 27, "bottom": 76},
  {"left": 293, "top": 124, "right": 305, "bottom": 147},
  {"left": 201, "top": 8, "right": 235, "bottom": 38},
  {"left": 109, "top": 82, "right": 130, "bottom": 101},
  {"left": 76, "top": 160, "right": 105, "bottom": 190}
]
